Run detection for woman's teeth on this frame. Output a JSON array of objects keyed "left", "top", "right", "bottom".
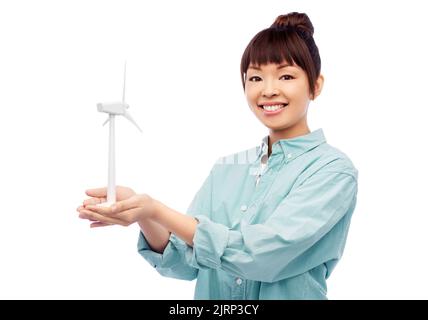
[{"left": 261, "top": 104, "right": 287, "bottom": 111}]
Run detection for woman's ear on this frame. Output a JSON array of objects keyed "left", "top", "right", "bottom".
[{"left": 312, "top": 74, "right": 324, "bottom": 100}]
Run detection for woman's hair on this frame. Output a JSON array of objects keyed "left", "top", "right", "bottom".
[{"left": 240, "top": 12, "right": 321, "bottom": 97}]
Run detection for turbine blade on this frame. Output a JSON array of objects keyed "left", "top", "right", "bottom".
[
  {"left": 102, "top": 117, "right": 110, "bottom": 126},
  {"left": 123, "top": 110, "right": 142, "bottom": 133},
  {"left": 122, "top": 61, "right": 127, "bottom": 103}
]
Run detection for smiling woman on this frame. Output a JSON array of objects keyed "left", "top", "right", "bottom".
[{"left": 78, "top": 11, "right": 358, "bottom": 300}]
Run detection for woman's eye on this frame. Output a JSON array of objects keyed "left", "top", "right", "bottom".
[
  {"left": 280, "top": 75, "right": 294, "bottom": 80},
  {"left": 248, "top": 76, "right": 262, "bottom": 82}
]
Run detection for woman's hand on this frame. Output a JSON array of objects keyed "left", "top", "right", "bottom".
[
  {"left": 77, "top": 186, "right": 135, "bottom": 227},
  {"left": 77, "top": 187, "right": 157, "bottom": 228}
]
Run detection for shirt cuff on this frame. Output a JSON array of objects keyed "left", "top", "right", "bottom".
[
  {"left": 189, "top": 215, "right": 230, "bottom": 269},
  {"left": 137, "top": 231, "right": 194, "bottom": 269},
  {"left": 137, "top": 231, "right": 163, "bottom": 268}
]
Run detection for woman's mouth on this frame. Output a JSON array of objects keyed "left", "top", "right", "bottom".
[{"left": 257, "top": 103, "right": 288, "bottom": 115}]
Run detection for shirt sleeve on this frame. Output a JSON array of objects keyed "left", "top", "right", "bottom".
[
  {"left": 188, "top": 167, "right": 358, "bottom": 283},
  {"left": 137, "top": 169, "right": 214, "bottom": 281}
]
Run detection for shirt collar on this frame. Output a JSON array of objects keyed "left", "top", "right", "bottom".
[{"left": 258, "top": 128, "right": 326, "bottom": 161}]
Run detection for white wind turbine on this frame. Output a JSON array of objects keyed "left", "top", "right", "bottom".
[{"left": 97, "top": 62, "right": 142, "bottom": 206}]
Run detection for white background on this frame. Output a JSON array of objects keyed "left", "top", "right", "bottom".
[{"left": 0, "top": 0, "right": 427, "bottom": 299}]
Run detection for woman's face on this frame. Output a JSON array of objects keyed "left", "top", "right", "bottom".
[{"left": 245, "top": 61, "right": 323, "bottom": 139}]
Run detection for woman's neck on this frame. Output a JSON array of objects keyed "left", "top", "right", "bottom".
[{"left": 268, "top": 123, "right": 310, "bottom": 156}]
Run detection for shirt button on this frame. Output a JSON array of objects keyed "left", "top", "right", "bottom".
[
  {"left": 240, "top": 205, "right": 248, "bottom": 212},
  {"left": 287, "top": 153, "right": 292, "bottom": 159},
  {"left": 236, "top": 278, "right": 243, "bottom": 285}
]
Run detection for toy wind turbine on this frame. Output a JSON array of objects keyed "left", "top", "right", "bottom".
[{"left": 97, "top": 62, "right": 142, "bottom": 206}]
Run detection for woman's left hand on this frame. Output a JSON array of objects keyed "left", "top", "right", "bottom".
[{"left": 79, "top": 194, "right": 157, "bottom": 228}]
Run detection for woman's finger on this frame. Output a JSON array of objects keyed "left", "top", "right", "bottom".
[
  {"left": 85, "top": 204, "right": 115, "bottom": 215},
  {"left": 78, "top": 210, "right": 96, "bottom": 220},
  {"left": 83, "top": 197, "right": 106, "bottom": 206},
  {"left": 85, "top": 188, "right": 107, "bottom": 198},
  {"left": 79, "top": 209, "right": 123, "bottom": 226},
  {"left": 109, "top": 195, "right": 142, "bottom": 214},
  {"left": 78, "top": 207, "right": 104, "bottom": 222},
  {"left": 90, "top": 222, "right": 112, "bottom": 228}
]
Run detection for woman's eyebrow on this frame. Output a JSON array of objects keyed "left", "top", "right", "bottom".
[
  {"left": 248, "top": 63, "right": 294, "bottom": 71},
  {"left": 278, "top": 63, "right": 294, "bottom": 69}
]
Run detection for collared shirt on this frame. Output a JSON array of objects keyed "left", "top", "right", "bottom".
[{"left": 138, "top": 129, "right": 358, "bottom": 299}]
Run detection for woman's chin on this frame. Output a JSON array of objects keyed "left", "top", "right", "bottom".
[{"left": 262, "top": 122, "right": 291, "bottom": 131}]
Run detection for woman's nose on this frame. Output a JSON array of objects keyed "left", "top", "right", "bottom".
[{"left": 262, "top": 82, "right": 279, "bottom": 97}]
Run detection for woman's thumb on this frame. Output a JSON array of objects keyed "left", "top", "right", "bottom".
[
  {"left": 85, "top": 187, "right": 107, "bottom": 197},
  {"left": 111, "top": 195, "right": 139, "bottom": 212}
]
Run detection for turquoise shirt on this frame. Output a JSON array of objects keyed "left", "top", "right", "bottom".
[{"left": 138, "top": 129, "right": 358, "bottom": 299}]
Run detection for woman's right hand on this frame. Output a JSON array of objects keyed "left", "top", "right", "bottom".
[{"left": 77, "top": 186, "right": 136, "bottom": 227}]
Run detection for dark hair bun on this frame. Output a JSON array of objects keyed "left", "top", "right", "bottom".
[{"left": 271, "top": 12, "right": 314, "bottom": 37}]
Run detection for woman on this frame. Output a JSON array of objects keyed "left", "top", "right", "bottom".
[{"left": 78, "top": 12, "right": 358, "bottom": 299}]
